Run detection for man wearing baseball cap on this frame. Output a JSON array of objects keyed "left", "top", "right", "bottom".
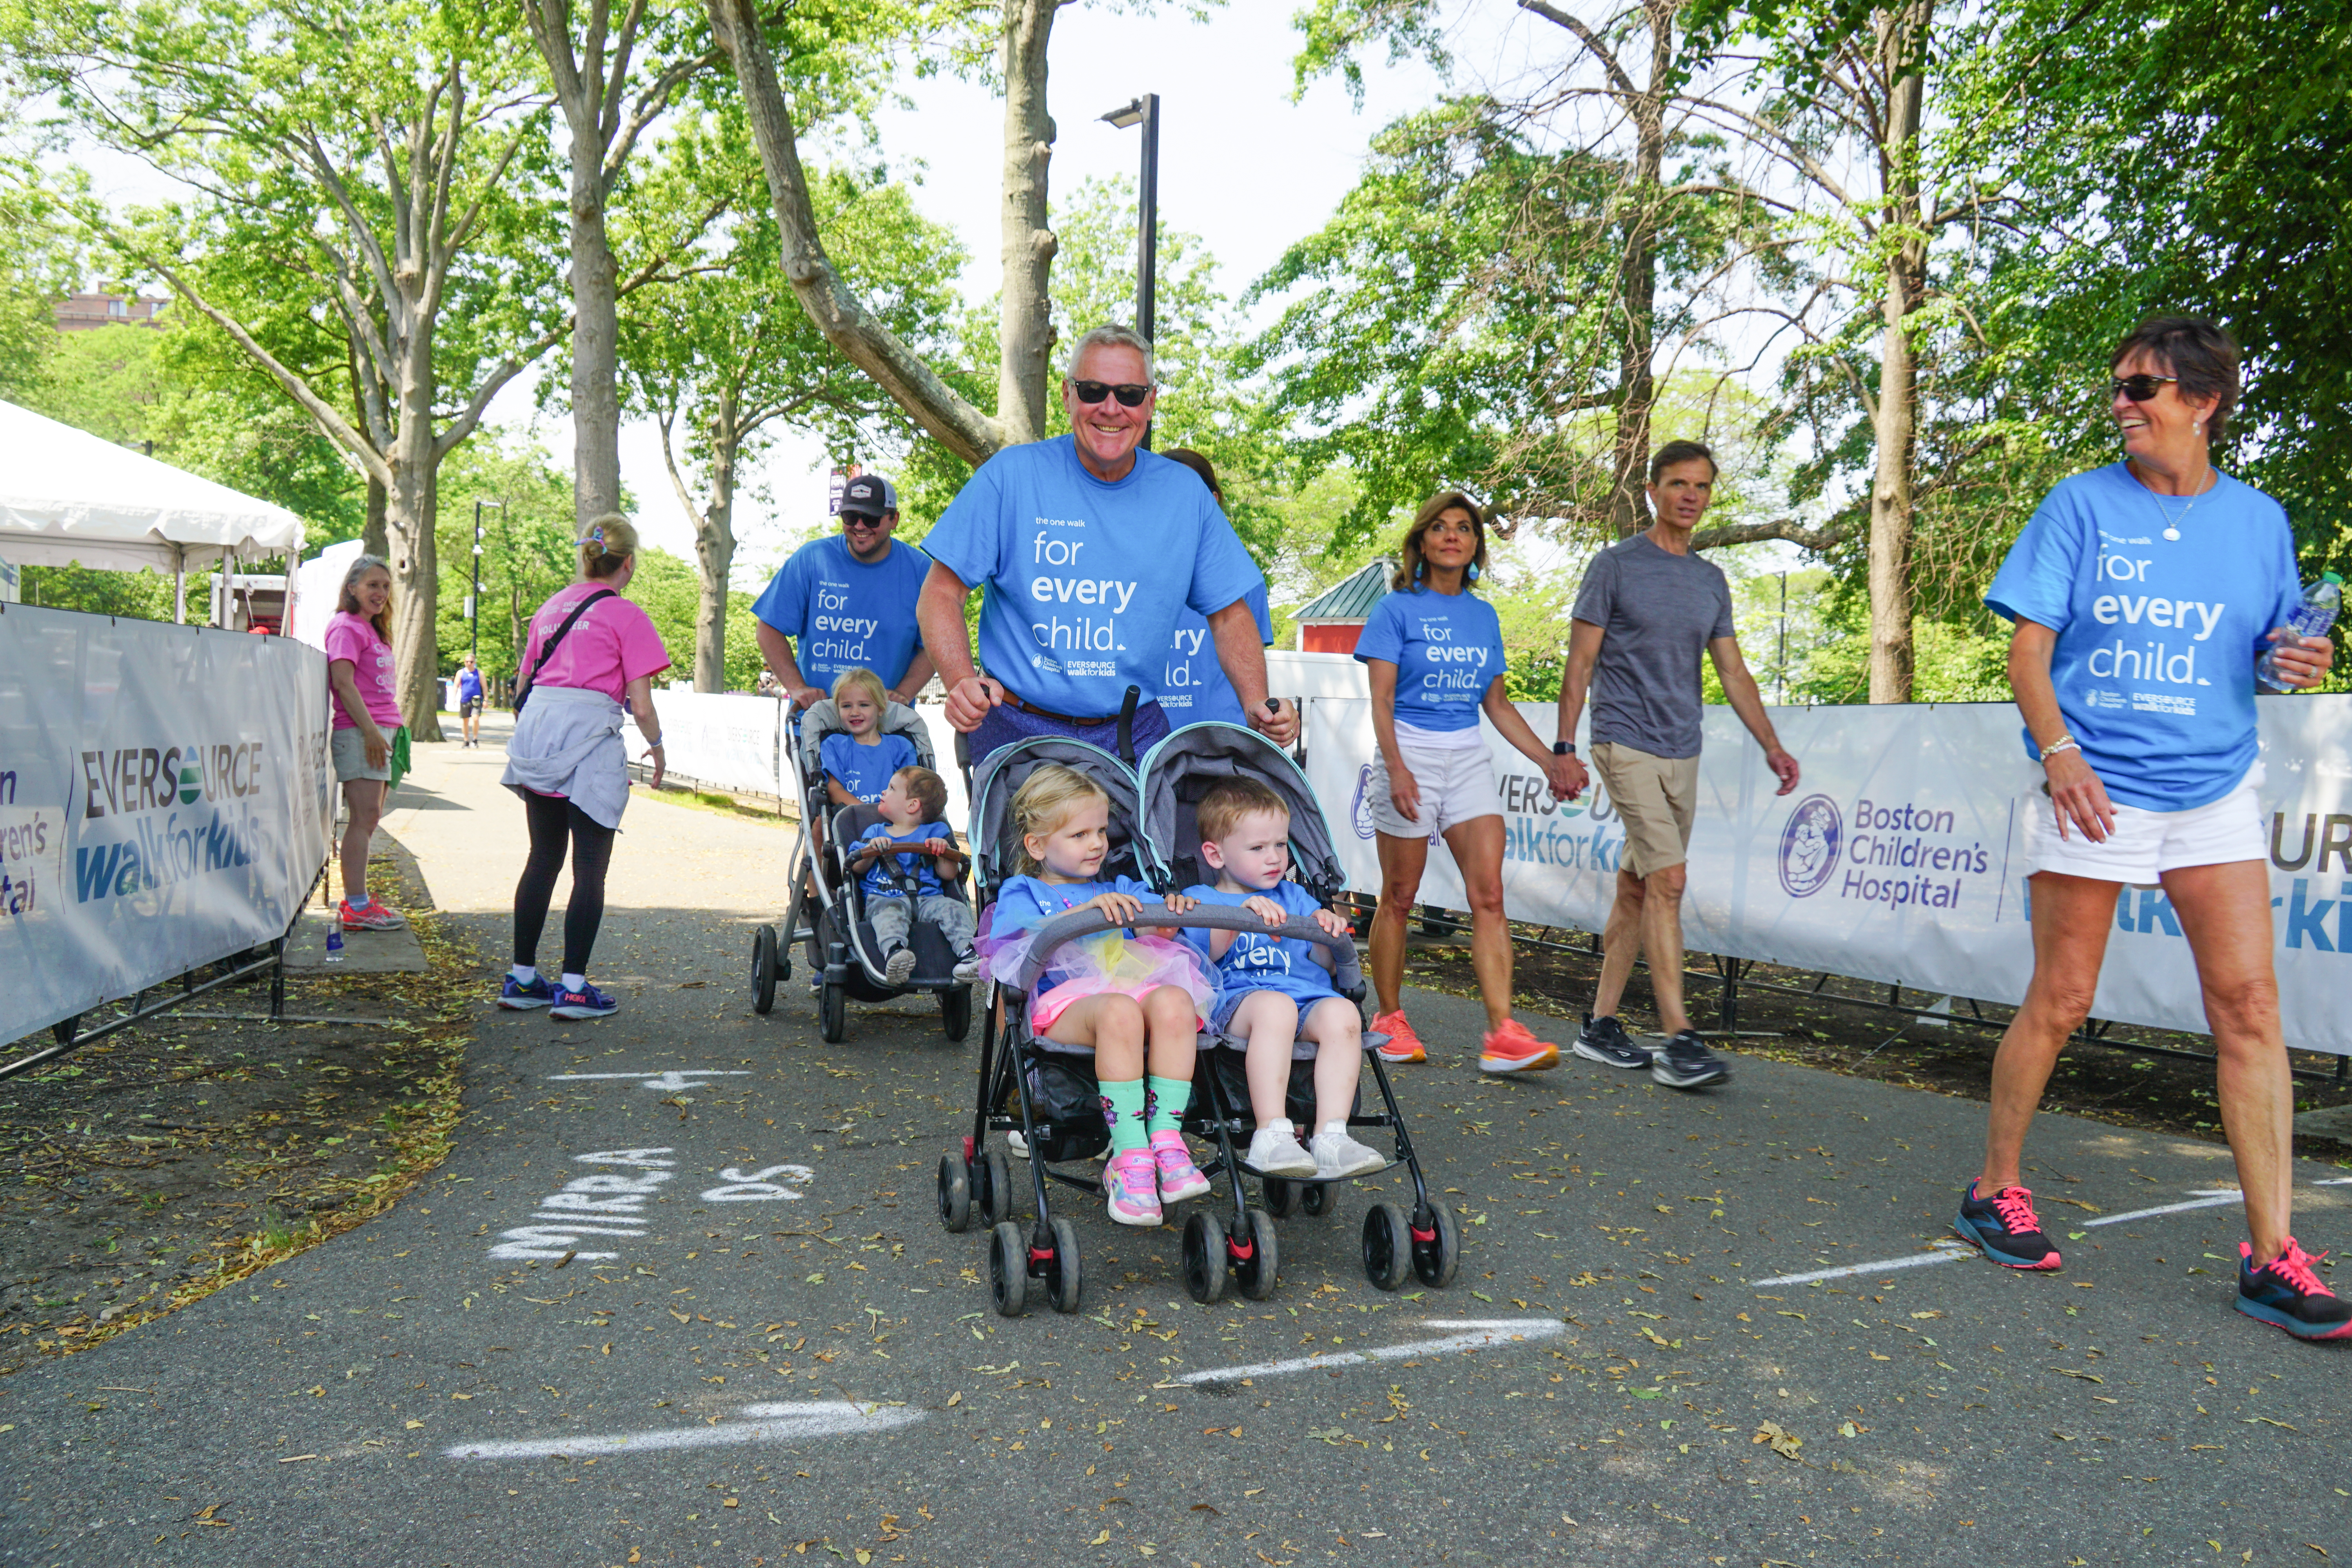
[{"left": 752, "top": 473, "right": 936, "bottom": 708}]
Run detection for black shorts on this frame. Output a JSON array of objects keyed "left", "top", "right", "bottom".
[{"left": 459, "top": 697, "right": 482, "bottom": 717}]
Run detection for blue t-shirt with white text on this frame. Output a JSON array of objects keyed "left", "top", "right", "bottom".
[
  {"left": 857, "top": 820, "right": 956, "bottom": 900},
  {"left": 991, "top": 873, "right": 1163, "bottom": 996},
  {"left": 920, "top": 437, "right": 1265, "bottom": 717},
  {"left": 820, "top": 731, "right": 917, "bottom": 806},
  {"left": 1353, "top": 586, "right": 1506, "bottom": 733},
  {"left": 751, "top": 534, "right": 930, "bottom": 693},
  {"left": 1985, "top": 463, "right": 2301, "bottom": 811},
  {"left": 1179, "top": 880, "right": 1338, "bottom": 1007},
  {"left": 1159, "top": 584, "right": 1275, "bottom": 727}
]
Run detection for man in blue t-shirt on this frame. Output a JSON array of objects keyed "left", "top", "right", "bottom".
[
  {"left": 751, "top": 474, "right": 935, "bottom": 709},
  {"left": 456, "top": 655, "right": 485, "bottom": 749},
  {"left": 1161, "top": 586, "right": 1274, "bottom": 728},
  {"left": 913, "top": 325, "right": 1299, "bottom": 764}
]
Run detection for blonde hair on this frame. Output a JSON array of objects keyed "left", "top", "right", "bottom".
[
  {"left": 336, "top": 553, "right": 393, "bottom": 642},
  {"left": 895, "top": 765, "right": 949, "bottom": 822},
  {"left": 579, "top": 513, "right": 638, "bottom": 581},
  {"left": 830, "top": 666, "right": 887, "bottom": 711},
  {"left": 1196, "top": 776, "right": 1288, "bottom": 844},
  {"left": 1009, "top": 763, "right": 1109, "bottom": 875}
]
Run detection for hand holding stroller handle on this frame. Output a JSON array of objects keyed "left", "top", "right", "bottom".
[{"left": 1011, "top": 906, "right": 1363, "bottom": 995}]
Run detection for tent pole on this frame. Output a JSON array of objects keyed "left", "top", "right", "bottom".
[{"left": 174, "top": 546, "right": 186, "bottom": 624}]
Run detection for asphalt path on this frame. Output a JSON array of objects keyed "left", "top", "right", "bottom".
[{"left": 4, "top": 731, "right": 2349, "bottom": 1567}]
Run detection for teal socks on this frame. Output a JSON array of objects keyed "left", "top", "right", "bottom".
[
  {"left": 1102, "top": 1078, "right": 1149, "bottom": 1155},
  {"left": 1146, "top": 1074, "right": 1192, "bottom": 1137}
]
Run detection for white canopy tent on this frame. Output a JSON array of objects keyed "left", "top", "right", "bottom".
[{"left": 0, "top": 398, "right": 306, "bottom": 623}]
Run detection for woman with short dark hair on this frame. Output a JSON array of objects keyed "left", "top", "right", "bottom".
[
  {"left": 1357, "top": 491, "right": 1581, "bottom": 1075},
  {"left": 1956, "top": 315, "right": 2347, "bottom": 1340}
]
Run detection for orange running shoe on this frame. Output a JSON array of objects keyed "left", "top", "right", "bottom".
[
  {"left": 1479, "top": 1017, "right": 1560, "bottom": 1074},
  {"left": 1370, "top": 1010, "right": 1425, "bottom": 1063}
]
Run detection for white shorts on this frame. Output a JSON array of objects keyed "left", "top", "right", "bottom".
[
  {"left": 2025, "top": 764, "right": 2266, "bottom": 884},
  {"left": 1367, "top": 738, "right": 1500, "bottom": 838}
]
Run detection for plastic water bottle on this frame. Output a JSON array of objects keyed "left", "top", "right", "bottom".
[
  {"left": 2257, "top": 571, "right": 2343, "bottom": 691},
  {"left": 325, "top": 926, "right": 345, "bottom": 965}
]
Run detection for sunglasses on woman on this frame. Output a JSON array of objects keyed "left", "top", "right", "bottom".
[
  {"left": 2111, "top": 373, "right": 2178, "bottom": 402},
  {"left": 1069, "top": 379, "right": 1153, "bottom": 407}
]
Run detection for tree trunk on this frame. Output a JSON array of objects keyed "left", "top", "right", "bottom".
[
  {"left": 996, "top": 0, "right": 1059, "bottom": 443},
  {"left": 568, "top": 147, "right": 624, "bottom": 528},
  {"left": 387, "top": 348, "right": 446, "bottom": 742},
  {"left": 1604, "top": 0, "right": 1674, "bottom": 539},
  {"left": 691, "top": 395, "right": 739, "bottom": 693},
  {"left": 363, "top": 473, "right": 389, "bottom": 558},
  {"left": 1866, "top": 0, "right": 1932, "bottom": 704}
]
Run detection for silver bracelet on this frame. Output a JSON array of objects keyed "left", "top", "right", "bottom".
[{"left": 2039, "top": 733, "right": 2079, "bottom": 761}]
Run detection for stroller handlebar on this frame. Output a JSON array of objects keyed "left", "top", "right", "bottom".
[{"left": 1007, "top": 906, "right": 1363, "bottom": 997}]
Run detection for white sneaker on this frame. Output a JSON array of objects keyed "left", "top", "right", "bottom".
[
  {"left": 1309, "top": 1123, "right": 1385, "bottom": 1179},
  {"left": 883, "top": 946, "right": 917, "bottom": 985},
  {"left": 951, "top": 952, "right": 982, "bottom": 982},
  {"left": 1245, "top": 1120, "right": 1316, "bottom": 1178}
]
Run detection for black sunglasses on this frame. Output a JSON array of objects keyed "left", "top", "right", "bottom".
[
  {"left": 2111, "top": 373, "right": 2178, "bottom": 403},
  {"left": 1069, "top": 379, "right": 1153, "bottom": 407}
]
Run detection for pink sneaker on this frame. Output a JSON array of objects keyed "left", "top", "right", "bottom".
[
  {"left": 1105, "top": 1150, "right": 1162, "bottom": 1227},
  {"left": 338, "top": 898, "right": 405, "bottom": 931},
  {"left": 1149, "top": 1130, "right": 1210, "bottom": 1204}
]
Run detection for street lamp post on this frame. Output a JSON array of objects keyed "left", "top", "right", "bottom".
[
  {"left": 470, "top": 497, "right": 504, "bottom": 668},
  {"left": 1099, "top": 93, "right": 1160, "bottom": 448}
]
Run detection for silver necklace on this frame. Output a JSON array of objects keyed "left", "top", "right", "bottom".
[{"left": 2142, "top": 465, "right": 2214, "bottom": 541}]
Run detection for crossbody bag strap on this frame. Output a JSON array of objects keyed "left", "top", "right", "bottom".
[{"left": 515, "top": 588, "right": 617, "bottom": 706}]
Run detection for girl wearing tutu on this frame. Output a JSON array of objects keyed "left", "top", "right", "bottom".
[{"left": 984, "top": 764, "right": 1213, "bottom": 1227}]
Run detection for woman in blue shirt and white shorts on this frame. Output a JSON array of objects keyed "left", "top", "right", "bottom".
[
  {"left": 1953, "top": 316, "right": 2347, "bottom": 1342},
  {"left": 1356, "top": 492, "right": 1581, "bottom": 1077}
]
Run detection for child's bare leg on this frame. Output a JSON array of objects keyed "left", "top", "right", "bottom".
[
  {"left": 1045, "top": 994, "right": 1145, "bottom": 1080},
  {"left": 1229, "top": 991, "right": 1301, "bottom": 1128},
  {"left": 1140, "top": 985, "right": 1199, "bottom": 1082},
  {"left": 1301, "top": 997, "right": 1365, "bottom": 1130}
]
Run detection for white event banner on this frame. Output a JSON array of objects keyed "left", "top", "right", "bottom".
[
  {"left": 624, "top": 690, "right": 969, "bottom": 829},
  {"left": 0, "top": 605, "right": 334, "bottom": 1044},
  {"left": 1305, "top": 695, "right": 2352, "bottom": 1056}
]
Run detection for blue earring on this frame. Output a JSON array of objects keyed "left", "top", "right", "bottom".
[{"left": 1468, "top": 563, "right": 1481, "bottom": 583}]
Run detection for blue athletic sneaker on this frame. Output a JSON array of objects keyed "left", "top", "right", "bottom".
[
  {"left": 550, "top": 982, "right": 619, "bottom": 1020},
  {"left": 2236, "top": 1239, "right": 2352, "bottom": 1341},
  {"left": 1953, "top": 1181, "right": 2061, "bottom": 1270},
  {"left": 498, "top": 973, "right": 555, "bottom": 1010}
]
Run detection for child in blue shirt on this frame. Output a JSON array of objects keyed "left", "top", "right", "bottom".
[
  {"left": 985, "top": 763, "right": 1213, "bottom": 1229},
  {"left": 849, "top": 765, "right": 978, "bottom": 985},
  {"left": 1180, "top": 777, "right": 1383, "bottom": 1180},
  {"left": 819, "top": 668, "right": 916, "bottom": 808}
]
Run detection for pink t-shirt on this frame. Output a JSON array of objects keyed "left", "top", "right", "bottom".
[
  {"left": 521, "top": 583, "right": 671, "bottom": 703},
  {"left": 324, "top": 611, "right": 402, "bottom": 732}
]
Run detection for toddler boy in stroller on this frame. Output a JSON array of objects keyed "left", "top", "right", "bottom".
[{"left": 848, "top": 765, "right": 982, "bottom": 985}]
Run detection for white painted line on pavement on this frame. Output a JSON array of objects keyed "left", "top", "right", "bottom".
[
  {"left": 1751, "top": 1242, "right": 1973, "bottom": 1289},
  {"left": 444, "top": 1400, "right": 920, "bottom": 1461},
  {"left": 548, "top": 1070, "right": 751, "bottom": 1091},
  {"left": 2081, "top": 1189, "right": 2244, "bottom": 1227},
  {"left": 1171, "top": 1318, "right": 1562, "bottom": 1387}
]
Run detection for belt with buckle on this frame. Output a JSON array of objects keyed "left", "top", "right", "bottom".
[{"left": 999, "top": 688, "right": 1121, "bottom": 727}]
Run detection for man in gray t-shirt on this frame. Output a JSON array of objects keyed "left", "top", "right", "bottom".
[{"left": 1553, "top": 441, "right": 1800, "bottom": 1090}]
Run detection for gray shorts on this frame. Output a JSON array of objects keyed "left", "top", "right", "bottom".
[
  {"left": 331, "top": 726, "right": 391, "bottom": 783},
  {"left": 867, "top": 893, "right": 976, "bottom": 953}
]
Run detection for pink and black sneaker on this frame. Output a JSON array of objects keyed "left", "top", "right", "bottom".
[
  {"left": 2236, "top": 1239, "right": 2352, "bottom": 1341},
  {"left": 1954, "top": 1181, "right": 2062, "bottom": 1270}
]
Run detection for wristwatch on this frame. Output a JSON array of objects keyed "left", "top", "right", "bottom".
[{"left": 1552, "top": 740, "right": 1576, "bottom": 756}]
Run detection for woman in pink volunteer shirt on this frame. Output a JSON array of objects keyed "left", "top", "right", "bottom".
[
  {"left": 323, "top": 555, "right": 407, "bottom": 931},
  {"left": 499, "top": 514, "right": 671, "bottom": 1020}
]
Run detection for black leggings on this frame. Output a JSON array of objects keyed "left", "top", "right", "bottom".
[{"left": 512, "top": 791, "right": 617, "bottom": 977}]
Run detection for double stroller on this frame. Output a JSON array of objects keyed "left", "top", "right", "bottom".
[
  {"left": 749, "top": 699, "right": 975, "bottom": 1044},
  {"left": 936, "top": 721, "right": 1461, "bottom": 1317}
]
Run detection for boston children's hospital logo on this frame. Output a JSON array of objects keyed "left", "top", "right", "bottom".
[{"left": 1778, "top": 794, "right": 1843, "bottom": 897}]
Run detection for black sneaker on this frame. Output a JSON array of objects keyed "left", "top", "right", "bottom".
[
  {"left": 1650, "top": 1028, "right": 1728, "bottom": 1089},
  {"left": 1953, "top": 1181, "right": 2061, "bottom": 1270},
  {"left": 1573, "top": 1013, "right": 1652, "bottom": 1070},
  {"left": 2236, "top": 1238, "right": 2352, "bottom": 1340}
]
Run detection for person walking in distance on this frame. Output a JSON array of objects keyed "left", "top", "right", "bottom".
[
  {"left": 456, "top": 654, "right": 485, "bottom": 748},
  {"left": 1555, "top": 441, "right": 1799, "bottom": 1089},
  {"left": 1953, "top": 316, "right": 2347, "bottom": 1341},
  {"left": 1359, "top": 493, "right": 1583, "bottom": 1076}
]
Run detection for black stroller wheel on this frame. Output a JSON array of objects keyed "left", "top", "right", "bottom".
[
  {"left": 818, "top": 981, "right": 846, "bottom": 1043},
  {"left": 937, "top": 1151, "right": 972, "bottom": 1233},
  {"left": 1231, "top": 1209, "right": 1281, "bottom": 1301},
  {"left": 980, "top": 1147, "right": 1015, "bottom": 1226},
  {"left": 751, "top": 925, "right": 779, "bottom": 1014},
  {"left": 941, "top": 984, "right": 972, "bottom": 1042},
  {"left": 1362, "top": 1201, "right": 1412, "bottom": 1291},
  {"left": 1299, "top": 1180, "right": 1332, "bottom": 1218},
  {"left": 1181, "top": 1210, "right": 1229, "bottom": 1305},
  {"left": 1046, "top": 1217, "right": 1083, "bottom": 1314},
  {"left": 1260, "top": 1176, "right": 1297, "bottom": 1218},
  {"left": 988, "top": 1221, "right": 1028, "bottom": 1317},
  {"left": 1412, "top": 1199, "right": 1462, "bottom": 1288}
]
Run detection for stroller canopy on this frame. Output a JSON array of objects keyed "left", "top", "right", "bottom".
[
  {"left": 1135, "top": 722, "right": 1345, "bottom": 901},
  {"left": 968, "top": 737, "right": 1143, "bottom": 900}
]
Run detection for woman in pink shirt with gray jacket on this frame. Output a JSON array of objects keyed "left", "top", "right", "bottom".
[{"left": 499, "top": 514, "right": 671, "bottom": 1019}]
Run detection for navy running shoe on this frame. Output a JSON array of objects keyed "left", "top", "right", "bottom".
[
  {"left": 1573, "top": 1013, "right": 1653, "bottom": 1070},
  {"left": 550, "top": 982, "right": 620, "bottom": 1020},
  {"left": 498, "top": 973, "right": 555, "bottom": 1010},
  {"left": 1651, "top": 1029, "right": 1729, "bottom": 1089},
  {"left": 1953, "top": 1181, "right": 2061, "bottom": 1270},
  {"left": 2236, "top": 1238, "right": 2352, "bottom": 1341}
]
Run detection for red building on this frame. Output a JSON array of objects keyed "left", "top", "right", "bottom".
[
  {"left": 53, "top": 292, "right": 170, "bottom": 332},
  {"left": 1290, "top": 561, "right": 1390, "bottom": 653}
]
